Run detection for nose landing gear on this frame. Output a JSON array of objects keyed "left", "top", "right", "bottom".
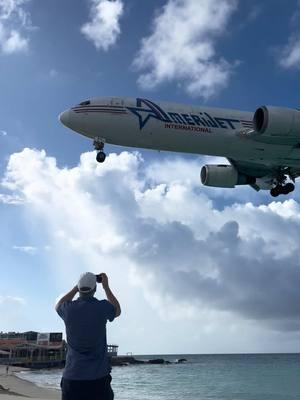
[
  {"left": 96, "top": 151, "right": 106, "bottom": 163},
  {"left": 93, "top": 137, "right": 106, "bottom": 163}
]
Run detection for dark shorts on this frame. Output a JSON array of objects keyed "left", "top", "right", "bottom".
[{"left": 61, "top": 374, "right": 114, "bottom": 400}]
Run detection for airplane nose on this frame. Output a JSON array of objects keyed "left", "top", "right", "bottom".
[
  {"left": 59, "top": 110, "right": 70, "bottom": 127},
  {"left": 59, "top": 108, "right": 87, "bottom": 134}
]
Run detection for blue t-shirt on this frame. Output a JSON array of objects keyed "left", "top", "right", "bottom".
[{"left": 56, "top": 297, "right": 116, "bottom": 380}]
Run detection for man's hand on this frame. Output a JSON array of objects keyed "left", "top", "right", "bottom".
[{"left": 99, "top": 273, "right": 109, "bottom": 289}]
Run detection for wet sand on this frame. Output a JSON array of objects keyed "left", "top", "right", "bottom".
[{"left": 0, "top": 366, "right": 59, "bottom": 399}]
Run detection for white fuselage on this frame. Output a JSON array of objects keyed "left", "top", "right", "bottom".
[{"left": 59, "top": 96, "right": 298, "bottom": 167}]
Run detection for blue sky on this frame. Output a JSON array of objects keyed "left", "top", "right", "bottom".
[{"left": 1, "top": 0, "right": 300, "bottom": 355}]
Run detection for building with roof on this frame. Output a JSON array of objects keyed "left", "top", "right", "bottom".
[{"left": 0, "top": 331, "right": 118, "bottom": 369}]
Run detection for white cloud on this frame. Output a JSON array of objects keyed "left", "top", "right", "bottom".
[
  {"left": 81, "top": 0, "right": 124, "bottom": 51},
  {"left": 279, "top": 35, "right": 300, "bottom": 69},
  {"left": 0, "top": 295, "right": 25, "bottom": 306},
  {"left": 133, "top": 0, "right": 238, "bottom": 99},
  {"left": 0, "top": 0, "right": 32, "bottom": 54},
  {"left": 0, "top": 296, "right": 25, "bottom": 304},
  {"left": 0, "top": 193, "right": 24, "bottom": 204},
  {"left": 0, "top": 27, "right": 27, "bottom": 53},
  {"left": 278, "top": 2, "right": 300, "bottom": 69},
  {"left": 3, "top": 148, "right": 300, "bottom": 328},
  {"left": 12, "top": 245, "right": 37, "bottom": 255},
  {"left": 3, "top": 148, "right": 300, "bottom": 352},
  {"left": 0, "top": 129, "right": 7, "bottom": 136}
]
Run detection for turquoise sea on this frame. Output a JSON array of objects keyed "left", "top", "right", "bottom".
[{"left": 17, "top": 353, "right": 300, "bottom": 400}]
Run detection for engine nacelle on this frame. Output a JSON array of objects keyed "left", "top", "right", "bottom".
[
  {"left": 201, "top": 165, "right": 255, "bottom": 188},
  {"left": 253, "top": 106, "right": 300, "bottom": 137}
]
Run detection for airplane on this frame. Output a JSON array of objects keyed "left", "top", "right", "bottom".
[{"left": 59, "top": 97, "right": 300, "bottom": 197}]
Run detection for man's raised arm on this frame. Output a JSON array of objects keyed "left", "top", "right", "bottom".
[
  {"left": 55, "top": 286, "right": 78, "bottom": 311},
  {"left": 100, "top": 273, "right": 121, "bottom": 317}
]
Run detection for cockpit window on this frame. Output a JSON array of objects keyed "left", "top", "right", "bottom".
[{"left": 79, "top": 100, "right": 90, "bottom": 106}]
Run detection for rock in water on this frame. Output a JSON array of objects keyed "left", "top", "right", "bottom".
[{"left": 148, "top": 358, "right": 165, "bottom": 364}]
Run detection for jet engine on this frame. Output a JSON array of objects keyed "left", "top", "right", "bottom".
[
  {"left": 200, "top": 165, "right": 255, "bottom": 188},
  {"left": 253, "top": 106, "right": 300, "bottom": 137}
]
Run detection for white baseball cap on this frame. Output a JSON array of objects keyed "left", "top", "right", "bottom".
[{"left": 78, "top": 272, "right": 96, "bottom": 293}]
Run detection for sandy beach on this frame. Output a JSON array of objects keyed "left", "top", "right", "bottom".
[{"left": 0, "top": 366, "right": 59, "bottom": 399}]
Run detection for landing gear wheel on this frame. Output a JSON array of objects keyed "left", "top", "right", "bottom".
[
  {"left": 96, "top": 151, "right": 106, "bottom": 163},
  {"left": 281, "top": 185, "right": 290, "bottom": 195},
  {"left": 270, "top": 182, "right": 295, "bottom": 197},
  {"left": 270, "top": 187, "right": 280, "bottom": 197},
  {"left": 284, "top": 182, "right": 295, "bottom": 194}
]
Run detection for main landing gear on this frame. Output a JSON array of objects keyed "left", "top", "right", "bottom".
[
  {"left": 93, "top": 137, "right": 106, "bottom": 163},
  {"left": 270, "top": 182, "right": 295, "bottom": 197},
  {"left": 270, "top": 170, "right": 295, "bottom": 197}
]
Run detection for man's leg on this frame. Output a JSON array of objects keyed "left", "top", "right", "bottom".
[
  {"left": 61, "top": 377, "right": 114, "bottom": 400},
  {"left": 95, "top": 375, "right": 114, "bottom": 400},
  {"left": 61, "top": 378, "right": 84, "bottom": 400},
  {"left": 61, "top": 378, "right": 73, "bottom": 400},
  {"left": 106, "top": 374, "right": 114, "bottom": 400}
]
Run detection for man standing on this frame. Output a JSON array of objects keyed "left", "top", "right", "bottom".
[{"left": 55, "top": 272, "right": 121, "bottom": 400}]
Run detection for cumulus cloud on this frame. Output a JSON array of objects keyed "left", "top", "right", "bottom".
[
  {"left": 2, "top": 148, "right": 300, "bottom": 334},
  {"left": 0, "top": 0, "right": 33, "bottom": 54},
  {"left": 133, "top": 0, "right": 238, "bottom": 98},
  {"left": 81, "top": 0, "right": 124, "bottom": 51}
]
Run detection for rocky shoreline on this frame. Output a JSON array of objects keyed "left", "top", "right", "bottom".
[{"left": 111, "top": 356, "right": 187, "bottom": 366}]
